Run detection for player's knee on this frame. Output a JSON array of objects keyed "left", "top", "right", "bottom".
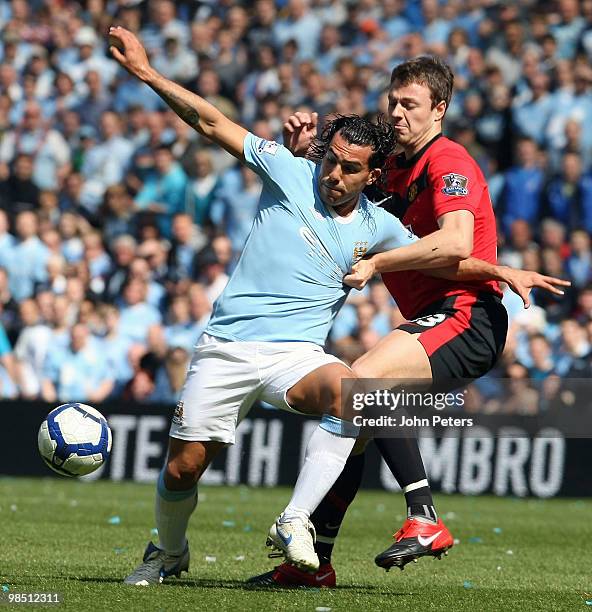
[
  {"left": 351, "top": 356, "right": 373, "bottom": 378},
  {"left": 166, "top": 455, "right": 202, "bottom": 488},
  {"left": 325, "top": 371, "right": 357, "bottom": 418}
]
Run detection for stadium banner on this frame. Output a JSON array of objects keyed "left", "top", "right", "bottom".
[{"left": 1, "top": 400, "right": 590, "bottom": 498}]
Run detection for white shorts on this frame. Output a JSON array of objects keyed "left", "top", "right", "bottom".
[{"left": 169, "top": 333, "right": 346, "bottom": 444}]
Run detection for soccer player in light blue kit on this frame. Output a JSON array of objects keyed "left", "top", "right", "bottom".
[{"left": 109, "top": 27, "right": 475, "bottom": 584}]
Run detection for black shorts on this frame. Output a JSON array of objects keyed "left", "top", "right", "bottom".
[{"left": 398, "top": 292, "right": 508, "bottom": 383}]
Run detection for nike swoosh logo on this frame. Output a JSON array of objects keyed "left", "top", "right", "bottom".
[
  {"left": 316, "top": 571, "right": 334, "bottom": 582},
  {"left": 324, "top": 523, "right": 341, "bottom": 531},
  {"left": 417, "top": 531, "right": 442, "bottom": 547},
  {"left": 277, "top": 529, "right": 292, "bottom": 547}
]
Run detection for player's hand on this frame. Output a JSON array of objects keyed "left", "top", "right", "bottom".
[
  {"left": 501, "top": 267, "right": 571, "bottom": 309},
  {"left": 283, "top": 111, "right": 318, "bottom": 157},
  {"left": 108, "top": 26, "right": 152, "bottom": 81},
  {"left": 343, "top": 259, "right": 376, "bottom": 290}
]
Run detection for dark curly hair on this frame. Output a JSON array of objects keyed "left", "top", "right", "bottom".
[{"left": 307, "top": 114, "right": 396, "bottom": 170}]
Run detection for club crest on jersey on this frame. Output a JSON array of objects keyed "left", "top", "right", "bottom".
[
  {"left": 407, "top": 181, "right": 419, "bottom": 202},
  {"left": 353, "top": 241, "right": 369, "bottom": 262},
  {"left": 441, "top": 173, "right": 468, "bottom": 196},
  {"left": 173, "top": 401, "right": 184, "bottom": 425},
  {"left": 257, "top": 140, "right": 279, "bottom": 155}
]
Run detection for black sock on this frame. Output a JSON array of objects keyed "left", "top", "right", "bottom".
[
  {"left": 310, "top": 452, "right": 365, "bottom": 564},
  {"left": 374, "top": 436, "right": 437, "bottom": 522}
]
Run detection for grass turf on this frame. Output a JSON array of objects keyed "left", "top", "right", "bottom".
[{"left": 0, "top": 477, "right": 590, "bottom": 611}]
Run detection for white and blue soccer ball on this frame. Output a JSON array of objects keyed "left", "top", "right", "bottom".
[{"left": 37, "top": 403, "right": 112, "bottom": 477}]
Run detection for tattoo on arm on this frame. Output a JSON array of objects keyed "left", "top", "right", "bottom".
[{"left": 161, "top": 88, "right": 201, "bottom": 129}]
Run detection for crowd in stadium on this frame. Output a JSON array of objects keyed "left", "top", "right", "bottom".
[{"left": 0, "top": 0, "right": 590, "bottom": 409}]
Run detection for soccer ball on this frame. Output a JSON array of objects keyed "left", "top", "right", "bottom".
[{"left": 38, "top": 403, "right": 112, "bottom": 477}]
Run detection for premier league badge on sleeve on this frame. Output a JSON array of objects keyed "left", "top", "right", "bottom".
[
  {"left": 257, "top": 140, "right": 279, "bottom": 155},
  {"left": 441, "top": 173, "right": 469, "bottom": 196}
]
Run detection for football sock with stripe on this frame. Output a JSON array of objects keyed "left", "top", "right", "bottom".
[
  {"left": 282, "top": 415, "right": 359, "bottom": 524},
  {"left": 155, "top": 469, "right": 198, "bottom": 556},
  {"left": 375, "top": 436, "right": 437, "bottom": 523}
]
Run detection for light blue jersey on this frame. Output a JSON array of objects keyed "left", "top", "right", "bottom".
[{"left": 206, "top": 132, "right": 417, "bottom": 345}]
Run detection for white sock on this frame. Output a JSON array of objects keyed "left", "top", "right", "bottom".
[
  {"left": 283, "top": 416, "right": 358, "bottom": 521},
  {"left": 155, "top": 470, "right": 198, "bottom": 555}
]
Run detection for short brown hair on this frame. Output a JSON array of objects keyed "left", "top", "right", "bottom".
[{"left": 390, "top": 56, "right": 454, "bottom": 110}]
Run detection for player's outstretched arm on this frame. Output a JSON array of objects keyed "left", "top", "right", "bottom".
[
  {"left": 426, "top": 260, "right": 571, "bottom": 309},
  {"left": 344, "top": 255, "right": 570, "bottom": 307},
  {"left": 108, "top": 26, "right": 247, "bottom": 160},
  {"left": 344, "top": 210, "right": 475, "bottom": 289}
]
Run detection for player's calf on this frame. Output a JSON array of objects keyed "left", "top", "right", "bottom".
[{"left": 124, "top": 438, "right": 224, "bottom": 586}]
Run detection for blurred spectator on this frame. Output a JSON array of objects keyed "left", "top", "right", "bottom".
[
  {"left": 59, "top": 172, "right": 85, "bottom": 213},
  {"left": 104, "top": 234, "right": 136, "bottom": 302},
  {"left": 213, "top": 29, "right": 248, "bottom": 97},
  {"left": 0, "top": 266, "right": 19, "bottom": 340},
  {"left": 134, "top": 144, "right": 187, "bottom": 238},
  {"left": 152, "top": 32, "right": 198, "bottom": 84},
  {"left": 76, "top": 70, "right": 110, "bottom": 130},
  {"left": 10, "top": 210, "right": 49, "bottom": 301},
  {"left": 0, "top": 101, "right": 70, "bottom": 190},
  {"left": 127, "top": 252, "right": 166, "bottom": 309},
  {"left": 273, "top": 0, "right": 322, "bottom": 61},
  {"left": 486, "top": 19, "right": 527, "bottom": 87},
  {"left": 196, "top": 68, "right": 238, "bottom": 121},
  {"left": 551, "top": 0, "right": 586, "bottom": 59},
  {"left": 162, "top": 295, "right": 197, "bottom": 353},
  {"left": 500, "top": 138, "right": 545, "bottom": 234},
  {"left": 512, "top": 71, "right": 554, "bottom": 146},
  {"left": 527, "top": 334, "right": 556, "bottom": 382},
  {"left": 168, "top": 213, "right": 206, "bottom": 281},
  {"left": 83, "top": 230, "right": 111, "bottom": 288},
  {"left": 41, "top": 322, "right": 114, "bottom": 403},
  {"left": 80, "top": 111, "right": 134, "bottom": 213},
  {"left": 101, "top": 184, "right": 137, "bottom": 245},
  {"left": 0, "top": 210, "right": 14, "bottom": 268},
  {"left": 139, "top": 0, "right": 189, "bottom": 57},
  {"left": 14, "top": 298, "right": 52, "bottom": 398},
  {"left": 0, "top": 153, "right": 40, "bottom": 212},
  {"left": 96, "top": 303, "right": 134, "bottom": 396},
  {"left": 118, "top": 277, "right": 162, "bottom": 344},
  {"left": 185, "top": 150, "right": 221, "bottom": 227},
  {"left": 543, "top": 152, "right": 583, "bottom": 229},
  {"left": 247, "top": 0, "right": 277, "bottom": 51},
  {"left": 555, "top": 319, "right": 592, "bottom": 377},
  {"left": 149, "top": 345, "right": 190, "bottom": 403},
  {"left": 475, "top": 83, "right": 513, "bottom": 171},
  {"left": 188, "top": 282, "right": 212, "bottom": 337},
  {"left": 567, "top": 229, "right": 592, "bottom": 288},
  {"left": 66, "top": 26, "right": 117, "bottom": 88},
  {"left": 196, "top": 246, "right": 229, "bottom": 304},
  {"left": 58, "top": 211, "right": 85, "bottom": 263},
  {"left": 0, "top": 318, "right": 17, "bottom": 398},
  {"left": 210, "top": 166, "right": 261, "bottom": 258}
]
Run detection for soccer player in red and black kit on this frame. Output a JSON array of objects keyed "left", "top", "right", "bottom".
[{"left": 248, "top": 57, "right": 569, "bottom": 587}]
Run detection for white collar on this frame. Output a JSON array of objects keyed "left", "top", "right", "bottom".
[{"left": 327, "top": 197, "right": 361, "bottom": 225}]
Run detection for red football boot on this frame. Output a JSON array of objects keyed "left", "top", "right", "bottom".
[
  {"left": 245, "top": 562, "right": 336, "bottom": 588},
  {"left": 375, "top": 517, "right": 454, "bottom": 571}
]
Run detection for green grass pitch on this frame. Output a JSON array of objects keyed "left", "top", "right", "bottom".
[{"left": 1, "top": 477, "right": 590, "bottom": 611}]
